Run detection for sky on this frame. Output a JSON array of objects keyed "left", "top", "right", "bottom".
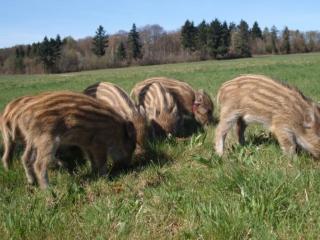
[{"left": 1, "top": 0, "right": 319, "bottom": 48}]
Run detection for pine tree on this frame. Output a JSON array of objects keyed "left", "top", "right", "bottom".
[
  {"left": 281, "top": 26, "right": 290, "bottom": 54},
  {"left": 219, "top": 21, "right": 230, "bottom": 57},
  {"left": 127, "top": 23, "right": 143, "bottom": 60},
  {"left": 251, "top": 21, "right": 262, "bottom": 39},
  {"left": 15, "top": 46, "right": 25, "bottom": 73},
  {"left": 181, "top": 20, "right": 197, "bottom": 51},
  {"left": 207, "top": 19, "right": 222, "bottom": 58},
  {"left": 26, "top": 45, "right": 32, "bottom": 57},
  {"left": 39, "top": 36, "right": 62, "bottom": 72},
  {"left": 116, "top": 42, "right": 127, "bottom": 61},
  {"left": 54, "top": 35, "right": 62, "bottom": 59},
  {"left": 232, "top": 20, "right": 251, "bottom": 57},
  {"left": 262, "top": 27, "right": 272, "bottom": 53},
  {"left": 92, "top": 25, "right": 108, "bottom": 56},
  {"left": 271, "top": 26, "right": 279, "bottom": 54},
  {"left": 229, "top": 22, "right": 236, "bottom": 32},
  {"left": 31, "top": 42, "right": 41, "bottom": 57},
  {"left": 196, "top": 20, "right": 209, "bottom": 58}
]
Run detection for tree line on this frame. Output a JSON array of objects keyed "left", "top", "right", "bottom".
[{"left": 0, "top": 19, "right": 320, "bottom": 74}]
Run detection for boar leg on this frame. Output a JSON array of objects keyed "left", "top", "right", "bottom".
[
  {"left": 273, "top": 127, "right": 296, "bottom": 156},
  {"left": 33, "top": 138, "right": 57, "bottom": 189},
  {"left": 22, "top": 144, "right": 36, "bottom": 185},
  {"left": 236, "top": 117, "right": 247, "bottom": 145},
  {"left": 88, "top": 147, "right": 107, "bottom": 176},
  {"left": 215, "top": 114, "right": 238, "bottom": 156},
  {"left": 1, "top": 130, "right": 15, "bottom": 170}
]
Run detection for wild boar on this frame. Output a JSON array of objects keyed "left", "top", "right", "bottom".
[
  {"left": 130, "top": 77, "right": 214, "bottom": 126},
  {"left": 215, "top": 74, "right": 320, "bottom": 158},
  {"left": 0, "top": 93, "right": 79, "bottom": 171},
  {"left": 14, "top": 91, "right": 136, "bottom": 189},
  {"left": 134, "top": 82, "right": 180, "bottom": 137},
  {"left": 84, "top": 82, "right": 147, "bottom": 155},
  {"left": 0, "top": 94, "right": 43, "bottom": 170}
]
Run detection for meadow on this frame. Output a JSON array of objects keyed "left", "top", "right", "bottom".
[{"left": 1, "top": 53, "right": 320, "bottom": 239}]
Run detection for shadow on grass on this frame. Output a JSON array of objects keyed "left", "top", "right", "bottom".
[
  {"left": 247, "top": 132, "right": 278, "bottom": 146},
  {"left": 1, "top": 140, "right": 174, "bottom": 186},
  {"left": 54, "top": 145, "right": 87, "bottom": 173},
  {"left": 175, "top": 116, "right": 204, "bottom": 138},
  {"left": 108, "top": 140, "right": 175, "bottom": 180}
]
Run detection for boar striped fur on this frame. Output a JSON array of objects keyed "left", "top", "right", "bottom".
[
  {"left": 11, "top": 91, "right": 136, "bottom": 189},
  {"left": 131, "top": 77, "right": 214, "bottom": 126},
  {"left": 0, "top": 94, "right": 45, "bottom": 170},
  {"left": 215, "top": 74, "right": 320, "bottom": 158},
  {"left": 0, "top": 93, "right": 80, "bottom": 171},
  {"left": 84, "top": 82, "right": 147, "bottom": 155},
  {"left": 136, "top": 82, "right": 180, "bottom": 137}
]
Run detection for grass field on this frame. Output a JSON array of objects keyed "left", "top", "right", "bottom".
[{"left": 1, "top": 53, "right": 320, "bottom": 239}]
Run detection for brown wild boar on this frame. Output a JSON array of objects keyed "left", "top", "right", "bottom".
[
  {"left": 131, "top": 77, "right": 214, "bottom": 126},
  {"left": 1, "top": 95, "right": 36, "bottom": 170},
  {"left": 215, "top": 74, "right": 320, "bottom": 158},
  {"left": 0, "top": 94, "right": 58, "bottom": 170},
  {"left": 84, "top": 82, "right": 147, "bottom": 155},
  {"left": 134, "top": 82, "right": 180, "bottom": 137},
  {"left": 0, "top": 93, "right": 78, "bottom": 171},
  {"left": 13, "top": 91, "right": 136, "bottom": 189}
]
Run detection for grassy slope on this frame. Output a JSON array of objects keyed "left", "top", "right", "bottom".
[{"left": 1, "top": 53, "right": 320, "bottom": 239}]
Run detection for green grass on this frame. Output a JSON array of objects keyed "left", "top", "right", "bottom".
[{"left": 1, "top": 53, "right": 320, "bottom": 239}]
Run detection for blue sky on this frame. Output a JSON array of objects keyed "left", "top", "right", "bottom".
[{"left": 1, "top": 0, "right": 319, "bottom": 48}]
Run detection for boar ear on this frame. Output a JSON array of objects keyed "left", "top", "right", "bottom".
[
  {"left": 125, "top": 121, "right": 136, "bottom": 140},
  {"left": 195, "top": 90, "right": 204, "bottom": 105},
  {"left": 303, "top": 109, "right": 316, "bottom": 129}
]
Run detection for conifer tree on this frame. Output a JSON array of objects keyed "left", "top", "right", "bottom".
[
  {"left": 196, "top": 20, "right": 209, "bottom": 58},
  {"left": 232, "top": 20, "right": 251, "bottom": 57},
  {"left": 251, "top": 21, "right": 262, "bottom": 39},
  {"left": 127, "top": 23, "right": 143, "bottom": 60},
  {"left": 26, "top": 45, "right": 32, "bottom": 57},
  {"left": 116, "top": 42, "right": 127, "bottom": 61},
  {"left": 181, "top": 20, "right": 197, "bottom": 51},
  {"left": 271, "top": 26, "right": 279, "bottom": 54},
  {"left": 207, "top": 19, "right": 222, "bottom": 58},
  {"left": 281, "top": 26, "right": 291, "bottom": 54},
  {"left": 219, "top": 21, "right": 230, "bottom": 57},
  {"left": 92, "top": 25, "right": 108, "bottom": 56},
  {"left": 229, "top": 22, "right": 236, "bottom": 32},
  {"left": 15, "top": 46, "right": 25, "bottom": 73},
  {"left": 39, "top": 35, "right": 62, "bottom": 72}
]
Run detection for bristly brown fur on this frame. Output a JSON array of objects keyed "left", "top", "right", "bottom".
[
  {"left": 4, "top": 91, "right": 136, "bottom": 189},
  {"left": 215, "top": 74, "right": 320, "bottom": 158},
  {"left": 84, "top": 82, "right": 147, "bottom": 156},
  {"left": 135, "top": 82, "right": 180, "bottom": 137},
  {"left": 131, "top": 77, "right": 214, "bottom": 126},
  {"left": 0, "top": 94, "right": 48, "bottom": 170}
]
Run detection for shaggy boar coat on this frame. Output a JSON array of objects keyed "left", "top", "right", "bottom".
[
  {"left": 215, "top": 74, "right": 320, "bottom": 158},
  {"left": 0, "top": 94, "right": 46, "bottom": 170},
  {"left": 131, "top": 77, "right": 214, "bottom": 126},
  {"left": 84, "top": 82, "right": 147, "bottom": 155},
  {"left": 11, "top": 91, "right": 136, "bottom": 189},
  {"left": 134, "top": 82, "right": 180, "bottom": 137},
  {"left": 0, "top": 93, "right": 83, "bottom": 171}
]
